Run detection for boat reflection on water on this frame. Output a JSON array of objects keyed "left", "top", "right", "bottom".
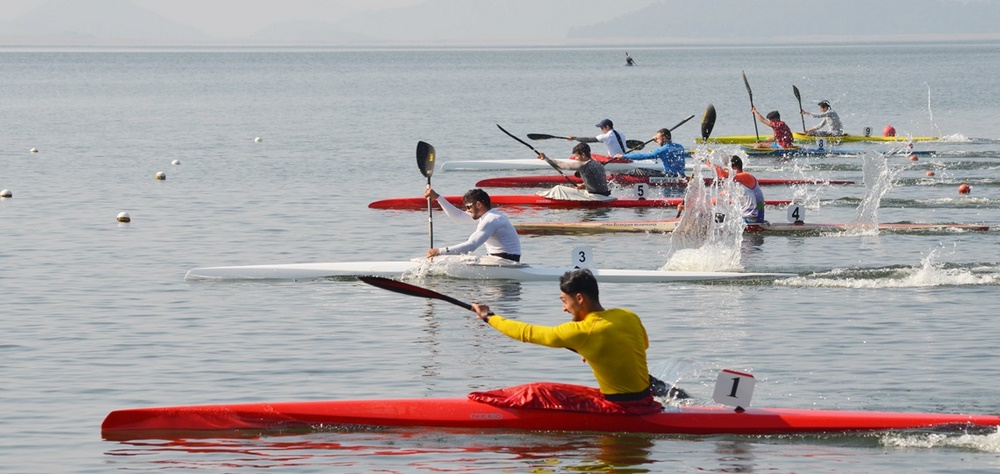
[{"left": 102, "top": 428, "right": 660, "bottom": 472}]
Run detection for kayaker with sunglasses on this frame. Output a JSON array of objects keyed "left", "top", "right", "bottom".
[{"left": 424, "top": 187, "right": 522, "bottom": 262}]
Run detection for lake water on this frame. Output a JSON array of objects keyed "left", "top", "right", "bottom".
[{"left": 3, "top": 42, "right": 1000, "bottom": 473}]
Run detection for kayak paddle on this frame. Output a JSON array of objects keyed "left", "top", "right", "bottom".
[
  {"left": 359, "top": 275, "right": 690, "bottom": 400},
  {"left": 416, "top": 141, "right": 435, "bottom": 249},
  {"left": 360, "top": 275, "right": 486, "bottom": 314},
  {"left": 527, "top": 133, "right": 644, "bottom": 151},
  {"left": 496, "top": 124, "right": 577, "bottom": 186},
  {"left": 679, "top": 104, "right": 717, "bottom": 219},
  {"left": 793, "top": 85, "right": 807, "bottom": 133},
  {"left": 742, "top": 71, "right": 760, "bottom": 142}
]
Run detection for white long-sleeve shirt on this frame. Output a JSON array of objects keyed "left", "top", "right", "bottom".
[{"left": 436, "top": 197, "right": 521, "bottom": 257}]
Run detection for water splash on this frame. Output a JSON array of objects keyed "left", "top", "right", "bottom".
[
  {"left": 847, "top": 151, "right": 901, "bottom": 235},
  {"left": 925, "top": 82, "right": 942, "bottom": 137},
  {"left": 776, "top": 249, "right": 1000, "bottom": 288},
  {"left": 662, "top": 148, "right": 745, "bottom": 272},
  {"left": 881, "top": 429, "right": 1000, "bottom": 453}
]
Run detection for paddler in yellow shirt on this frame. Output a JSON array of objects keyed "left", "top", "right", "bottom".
[{"left": 470, "top": 268, "right": 667, "bottom": 407}]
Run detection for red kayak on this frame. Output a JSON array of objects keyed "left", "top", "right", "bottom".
[
  {"left": 369, "top": 195, "right": 793, "bottom": 210},
  {"left": 102, "top": 396, "right": 1000, "bottom": 439},
  {"left": 476, "top": 175, "right": 856, "bottom": 188}
]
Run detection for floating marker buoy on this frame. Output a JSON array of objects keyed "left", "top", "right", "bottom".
[
  {"left": 155, "top": 171, "right": 166, "bottom": 180},
  {"left": 117, "top": 211, "right": 131, "bottom": 223},
  {"left": 925, "top": 171, "right": 935, "bottom": 177},
  {"left": 958, "top": 183, "right": 971, "bottom": 194},
  {"left": 30, "top": 147, "right": 38, "bottom": 153},
  {"left": 908, "top": 154, "right": 918, "bottom": 161},
  {"left": 1, "top": 189, "right": 11, "bottom": 198},
  {"left": 171, "top": 159, "right": 180, "bottom": 165},
  {"left": 883, "top": 125, "right": 896, "bottom": 137},
  {"left": 254, "top": 137, "right": 262, "bottom": 143}
]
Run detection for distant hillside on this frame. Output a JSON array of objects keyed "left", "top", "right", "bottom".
[
  {"left": 0, "top": 0, "right": 210, "bottom": 44},
  {"left": 570, "top": 0, "right": 1000, "bottom": 42}
]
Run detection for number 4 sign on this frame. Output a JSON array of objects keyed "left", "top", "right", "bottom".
[{"left": 712, "top": 369, "right": 756, "bottom": 411}]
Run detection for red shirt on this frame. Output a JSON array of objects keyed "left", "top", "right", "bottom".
[{"left": 769, "top": 120, "right": 794, "bottom": 148}]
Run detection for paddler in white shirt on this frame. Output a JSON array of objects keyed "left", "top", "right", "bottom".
[
  {"left": 424, "top": 187, "right": 522, "bottom": 262},
  {"left": 568, "top": 118, "right": 629, "bottom": 157}
]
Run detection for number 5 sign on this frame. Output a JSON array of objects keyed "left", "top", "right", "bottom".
[{"left": 712, "top": 369, "right": 756, "bottom": 410}]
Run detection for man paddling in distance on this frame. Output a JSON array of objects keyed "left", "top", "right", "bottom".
[
  {"left": 801, "top": 100, "right": 844, "bottom": 137},
  {"left": 751, "top": 107, "right": 794, "bottom": 149},
  {"left": 611, "top": 127, "right": 688, "bottom": 177},
  {"left": 567, "top": 118, "right": 629, "bottom": 157},
  {"left": 536, "top": 143, "right": 612, "bottom": 200},
  {"left": 423, "top": 187, "right": 522, "bottom": 262},
  {"left": 705, "top": 155, "right": 766, "bottom": 224},
  {"left": 469, "top": 268, "right": 680, "bottom": 409}
]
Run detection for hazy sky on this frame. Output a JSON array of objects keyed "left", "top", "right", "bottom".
[
  {"left": 0, "top": 0, "right": 423, "bottom": 37},
  {"left": 1, "top": 0, "right": 996, "bottom": 45}
]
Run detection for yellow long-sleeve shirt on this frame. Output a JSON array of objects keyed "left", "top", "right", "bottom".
[{"left": 486, "top": 308, "right": 650, "bottom": 395}]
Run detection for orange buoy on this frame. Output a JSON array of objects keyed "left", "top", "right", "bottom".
[
  {"left": 926, "top": 171, "right": 935, "bottom": 177},
  {"left": 908, "top": 154, "right": 918, "bottom": 161},
  {"left": 958, "top": 183, "right": 971, "bottom": 194},
  {"left": 883, "top": 125, "right": 896, "bottom": 137}
]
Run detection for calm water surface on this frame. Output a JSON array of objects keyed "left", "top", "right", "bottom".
[{"left": 2, "top": 43, "right": 1000, "bottom": 473}]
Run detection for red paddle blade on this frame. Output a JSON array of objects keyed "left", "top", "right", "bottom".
[{"left": 359, "top": 276, "right": 472, "bottom": 311}]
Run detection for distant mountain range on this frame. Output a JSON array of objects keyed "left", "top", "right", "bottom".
[{"left": 1, "top": 0, "right": 997, "bottom": 46}]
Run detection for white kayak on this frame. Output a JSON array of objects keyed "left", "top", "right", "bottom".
[
  {"left": 185, "top": 255, "right": 794, "bottom": 283},
  {"left": 440, "top": 158, "right": 690, "bottom": 173}
]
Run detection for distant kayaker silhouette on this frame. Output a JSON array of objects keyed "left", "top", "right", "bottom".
[{"left": 625, "top": 52, "right": 635, "bottom": 66}]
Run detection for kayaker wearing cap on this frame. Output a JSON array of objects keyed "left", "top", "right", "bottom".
[
  {"left": 470, "top": 268, "right": 662, "bottom": 408},
  {"left": 424, "top": 187, "right": 521, "bottom": 262},
  {"left": 802, "top": 100, "right": 844, "bottom": 136},
  {"left": 611, "top": 127, "right": 688, "bottom": 177},
  {"left": 568, "top": 118, "right": 628, "bottom": 157},
  {"left": 705, "top": 155, "right": 766, "bottom": 224},
  {"left": 751, "top": 107, "right": 794, "bottom": 149}
]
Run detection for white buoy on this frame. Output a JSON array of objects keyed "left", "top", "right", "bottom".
[
  {"left": 254, "top": 136, "right": 262, "bottom": 143},
  {"left": 117, "top": 211, "right": 131, "bottom": 223},
  {"left": 1, "top": 189, "right": 11, "bottom": 198},
  {"left": 155, "top": 171, "right": 166, "bottom": 180},
  {"left": 171, "top": 159, "right": 180, "bottom": 165},
  {"left": 29, "top": 147, "right": 38, "bottom": 153}
]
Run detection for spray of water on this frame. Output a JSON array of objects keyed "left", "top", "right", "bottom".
[
  {"left": 662, "top": 148, "right": 746, "bottom": 272},
  {"left": 845, "top": 151, "right": 901, "bottom": 235}
]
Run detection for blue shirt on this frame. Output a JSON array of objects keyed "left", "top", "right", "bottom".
[{"left": 625, "top": 142, "right": 689, "bottom": 176}]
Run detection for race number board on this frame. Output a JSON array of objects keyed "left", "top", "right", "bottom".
[{"left": 712, "top": 369, "right": 756, "bottom": 410}]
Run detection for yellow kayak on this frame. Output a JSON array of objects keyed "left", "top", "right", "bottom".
[{"left": 697, "top": 132, "right": 939, "bottom": 145}]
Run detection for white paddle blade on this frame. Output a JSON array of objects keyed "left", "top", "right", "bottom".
[
  {"left": 712, "top": 369, "right": 756, "bottom": 409},
  {"left": 786, "top": 203, "right": 804, "bottom": 224},
  {"left": 571, "top": 246, "right": 594, "bottom": 269}
]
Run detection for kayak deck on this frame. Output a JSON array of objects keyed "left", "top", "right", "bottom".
[
  {"left": 514, "top": 220, "right": 990, "bottom": 235},
  {"left": 185, "top": 256, "right": 795, "bottom": 282},
  {"left": 475, "top": 175, "right": 856, "bottom": 188},
  {"left": 368, "top": 195, "right": 793, "bottom": 210},
  {"left": 697, "top": 133, "right": 940, "bottom": 145},
  {"left": 101, "top": 397, "right": 1000, "bottom": 440}
]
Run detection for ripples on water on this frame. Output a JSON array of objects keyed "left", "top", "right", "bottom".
[{"left": 4, "top": 43, "right": 1000, "bottom": 472}]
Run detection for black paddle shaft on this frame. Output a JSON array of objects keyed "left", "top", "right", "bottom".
[
  {"left": 742, "top": 71, "right": 760, "bottom": 141},
  {"left": 416, "top": 141, "right": 436, "bottom": 248},
  {"left": 496, "top": 124, "right": 576, "bottom": 185},
  {"left": 793, "top": 85, "right": 807, "bottom": 132}
]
